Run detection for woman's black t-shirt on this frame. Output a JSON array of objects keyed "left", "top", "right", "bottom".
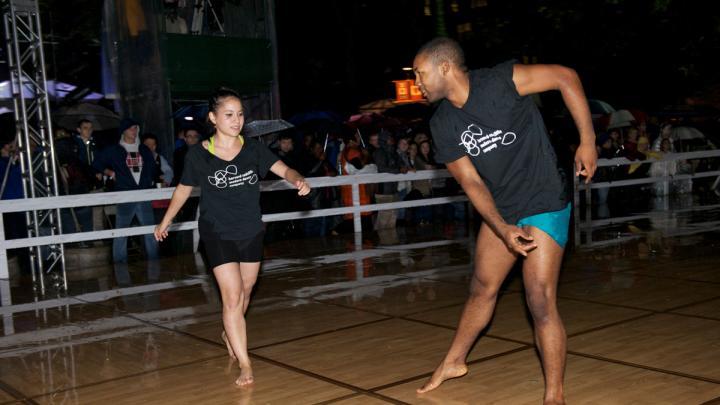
[
  {"left": 180, "top": 138, "right": 279, "bottom": 240},
  {"left": 430, "top": 60, "right": 567, "bottom": 224}
]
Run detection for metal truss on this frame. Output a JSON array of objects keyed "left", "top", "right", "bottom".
[{"left": 2, "top": 0, "right": 66, "bottom": 296}]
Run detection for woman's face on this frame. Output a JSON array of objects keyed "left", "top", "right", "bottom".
[
  {"left": 661, "top": 139, "right": 671, "bottom": 152},
  {"left": 420, "top": 142, "right": 431, "bottom": 155},
  {"left": 208, "top": 97, "right": 244, "bottom": 137},
  {"left": 409, "top": 143, "right": 418, "bottom": 158}
]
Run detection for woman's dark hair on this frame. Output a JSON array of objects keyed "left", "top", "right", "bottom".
[{"left": 208, "top": 86, "right": 243, "bottom": 114}]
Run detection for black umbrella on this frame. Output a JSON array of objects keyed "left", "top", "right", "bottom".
[{"left": 53, "top": 103, "right": 120, "bottom": 131}]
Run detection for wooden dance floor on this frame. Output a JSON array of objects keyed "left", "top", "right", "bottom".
[{"left": 0, "top": 223, "right": 719, "bottom": 404}]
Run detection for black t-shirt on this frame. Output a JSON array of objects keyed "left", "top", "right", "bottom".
[
  {"left": 180, "top": 138, "right": 279, "bottom": 240},
  {"left": 430, "top": 60, "right": 567, "bottom": 224}
]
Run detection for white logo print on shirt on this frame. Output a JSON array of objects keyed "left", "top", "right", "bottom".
[
  {"left": 459, "top": 124, "right": 516, "bottom": 156},
  {"left": 208, "top": 165, "right": 258, "bottom": 189}
]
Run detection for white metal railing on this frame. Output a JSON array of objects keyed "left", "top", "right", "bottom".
[
  {"left": 572, "top": 149, "right": 720, "bottom": 247},
  {"left": 0, "top": 169, "right": 468, "bottom": 296}
]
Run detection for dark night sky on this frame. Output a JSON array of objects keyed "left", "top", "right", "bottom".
[
  {"left": 4, "top": 0, "right": 718, "bottom": 120},
  {"left": 275, "top": 0, "right": 720, "bottom": 118}
]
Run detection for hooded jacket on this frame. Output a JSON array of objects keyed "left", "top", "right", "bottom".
[{"left": 92, "top": 119, "right": 156, "bottom": 191}]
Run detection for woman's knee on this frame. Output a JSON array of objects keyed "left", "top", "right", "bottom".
[{"left": 222, "top": 290, "right": 245, "bottom": 311}]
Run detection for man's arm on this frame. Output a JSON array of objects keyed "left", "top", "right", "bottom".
[
  {"left": 512, "top": 64, "right": 598, "bottom": 183},
  {"left": 447, "top": 156, "right": 537, "bottom": 256}
]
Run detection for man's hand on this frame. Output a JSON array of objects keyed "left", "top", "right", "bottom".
[
  {"left": 574, "top": 142, "right": 598, "bottom": 184},
  {"left": 500, "top": 224, "right": 537, "bottom": 256},
  {"left": 295, "top": 178, "right": 311, "bottom": 196}
]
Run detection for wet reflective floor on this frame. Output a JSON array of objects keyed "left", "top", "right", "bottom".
[{"left": 1, "top": 218, "right": 719, "bottom": 404}]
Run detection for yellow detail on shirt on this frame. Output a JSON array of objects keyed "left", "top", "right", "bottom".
[{"left": 208, "top": 135, "right": 244, "bottom": 156}]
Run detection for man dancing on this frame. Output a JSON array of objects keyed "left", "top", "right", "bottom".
[{"left": 413, "top": 37, "right": 597, "bottom": 405}]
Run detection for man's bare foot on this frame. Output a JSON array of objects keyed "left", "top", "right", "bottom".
[
  {"left": 235, "top": 363, "right": 254, "bottom": 387},
  {"left": 416, "top": 362, "right": 468, "bottom": 394},
  {"left": 221, "top": 331, "right": 237, "bottom": 360}
]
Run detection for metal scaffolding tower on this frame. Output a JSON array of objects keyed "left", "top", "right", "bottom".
[{"left": 2, "top": 0, "right": 66, "bottom": 296}]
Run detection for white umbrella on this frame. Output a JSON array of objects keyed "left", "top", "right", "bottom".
[
  {"left": 606, "top": 109, "right": 635, "bottom": 129},
  {"left": 671, "top": 126, "right": 704, "bottom": 140}
]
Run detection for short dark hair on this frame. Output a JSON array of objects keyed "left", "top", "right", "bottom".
[
  {"left": 77, "top": 119, "right": 92, "bottom": 128},
  {"left": 141, "top": 132, "right": 158, "bottom": 143},
  {"left": 417, "top": 37, "right": 466, "bottom": 70}
]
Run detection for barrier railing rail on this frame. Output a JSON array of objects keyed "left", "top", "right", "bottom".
[
  {"left": 572, "top": 149, "right": 720, "bottom": 247},
  {"left": 0, "top": 169, "right": 467, "bottom": 280}
]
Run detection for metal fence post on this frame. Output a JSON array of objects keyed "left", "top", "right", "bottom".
[{"left": 352, "top": 183, "right": 361, "bottom": 234}]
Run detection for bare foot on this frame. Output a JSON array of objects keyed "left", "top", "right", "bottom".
[
  {"left": 235, "top": 363, "right": 254, "bottom": 387},
  {"left": 221, "top": 331, "right": 237, "bottom": 360},
  {"left": 417, "top": 362, "right": 468, "bottom": 394},
  {"left": 544, "top": 398, "right": 565, "bottom": 405}
]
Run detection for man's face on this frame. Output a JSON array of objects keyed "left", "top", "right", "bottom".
[
  {"left": 123, "top": 125, "right": 139, "bottom": 143},
  {"left": 185, "top": 130, "right": 200, "bottom": 145},
  {"left": 398, "top": 138, "right": 409, "bottom": 152},
  {"left": 77, "top": 122, "right": 93, "bottom": 139},
  {"left": 368, "top": 134, "right": 380, "bottom": 148},
  {"left": 413, "top": 53, "right": 446, "bottom": 103},
  {"left": 279, "top": 138, "right": 293, "bottom": 153},
  {"left": 143, "top": 138, "right": 157, "bottom": 153}
]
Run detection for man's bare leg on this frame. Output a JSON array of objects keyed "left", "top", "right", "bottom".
[
  {"left": 418, "top": 223, "right": 518, "bottom": 393},
  {"left": 214, "top": 262, "right": 260, "bottom": 387},
  {"left": 522, "top": 226, "right": 566, "bottom": 405}
]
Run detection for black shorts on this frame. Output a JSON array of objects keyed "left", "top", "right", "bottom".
[{"left": 202, "top": 230, "right": 265, "bottom": 269}]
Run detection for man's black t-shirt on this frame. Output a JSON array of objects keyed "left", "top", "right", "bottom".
[
  {"left": 430, "top": 60, "right": 567, "bottom": 224},
  {"left": 180, "top": 138, "right": 279, "bottom": 240}
]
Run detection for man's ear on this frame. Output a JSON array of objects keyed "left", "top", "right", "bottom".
[{"left": 440, "top": 60, "right": 450, "bottom": 76}]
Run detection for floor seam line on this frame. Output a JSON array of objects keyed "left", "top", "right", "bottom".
[{"left": 567, "top": 351, "right": 720, "bottom": 385}]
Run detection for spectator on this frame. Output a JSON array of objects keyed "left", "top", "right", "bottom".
[
  {"left": 142, "top": 133, "right": 174, "bottom": 187},
  {"left": 371, "top": 130, "right": 401, "bottom": 230},
  {"left": 333, "top": 132, "right": 376, "bottom": 234},
  {"left": 303, "top": 140, "right": 337, "bottom": 236},
  {"left": 0, "top": 136, "right": 28, "bottom": 272},
  {"left": 652, "top": 123, "right": 674, "bottom": 152},
  {"left": 396, "top": 136, "right": 414, "bottom": 224},
  {"left": 92, "top": 118, "right": 159, "bottom": 264},
  {"left": 172, "top": 123, "right": 202, "bottom": 186}
]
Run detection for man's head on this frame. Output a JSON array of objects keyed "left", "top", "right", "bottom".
[
  {"left": 119, "top": 118, "right": 140, "bottom": 144},
  {"left": 184, "top": 128, "right": 201, "bottom": 146},
  {"left": 397, "top": 137, "right": 409, "bottom": 152},
  {"left": 368, "top": 133, "right": 380, "bottom": 149},
  {"left": 413, "top": 37, "right": 466, "bottom": 102},
  {"left": 142, "top": 133, "right": 158, "bottom": 153},
  {"left": 278, "top": 133, "right": 294, "bottom": 154},
  {"left": 77, "top": 119, "right": 93, "bottom": 140}
]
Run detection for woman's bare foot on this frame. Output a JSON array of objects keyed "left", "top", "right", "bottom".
[
  {"left": 417, "top": 362, "right": 468, "bottom": 394},
  {"left": 235, "top": 363, "right": 254, "bottom": 387},
  {"left": 221, "top": 331, "right": 237, "bottom": 360},
  {"left": 543, "top": 398, "right": 565, "bottom": 405}
]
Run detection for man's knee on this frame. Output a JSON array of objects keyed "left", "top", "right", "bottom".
[
  {"left": 469, "top": 275, "right": 501, "bottom": 301},
  {"left": 525, "top": 287, "right": 557, "bottom": 324}
]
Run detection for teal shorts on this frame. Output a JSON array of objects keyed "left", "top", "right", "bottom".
[{"left": 516, "top": 203, "right": 572, "bottom": 248}]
